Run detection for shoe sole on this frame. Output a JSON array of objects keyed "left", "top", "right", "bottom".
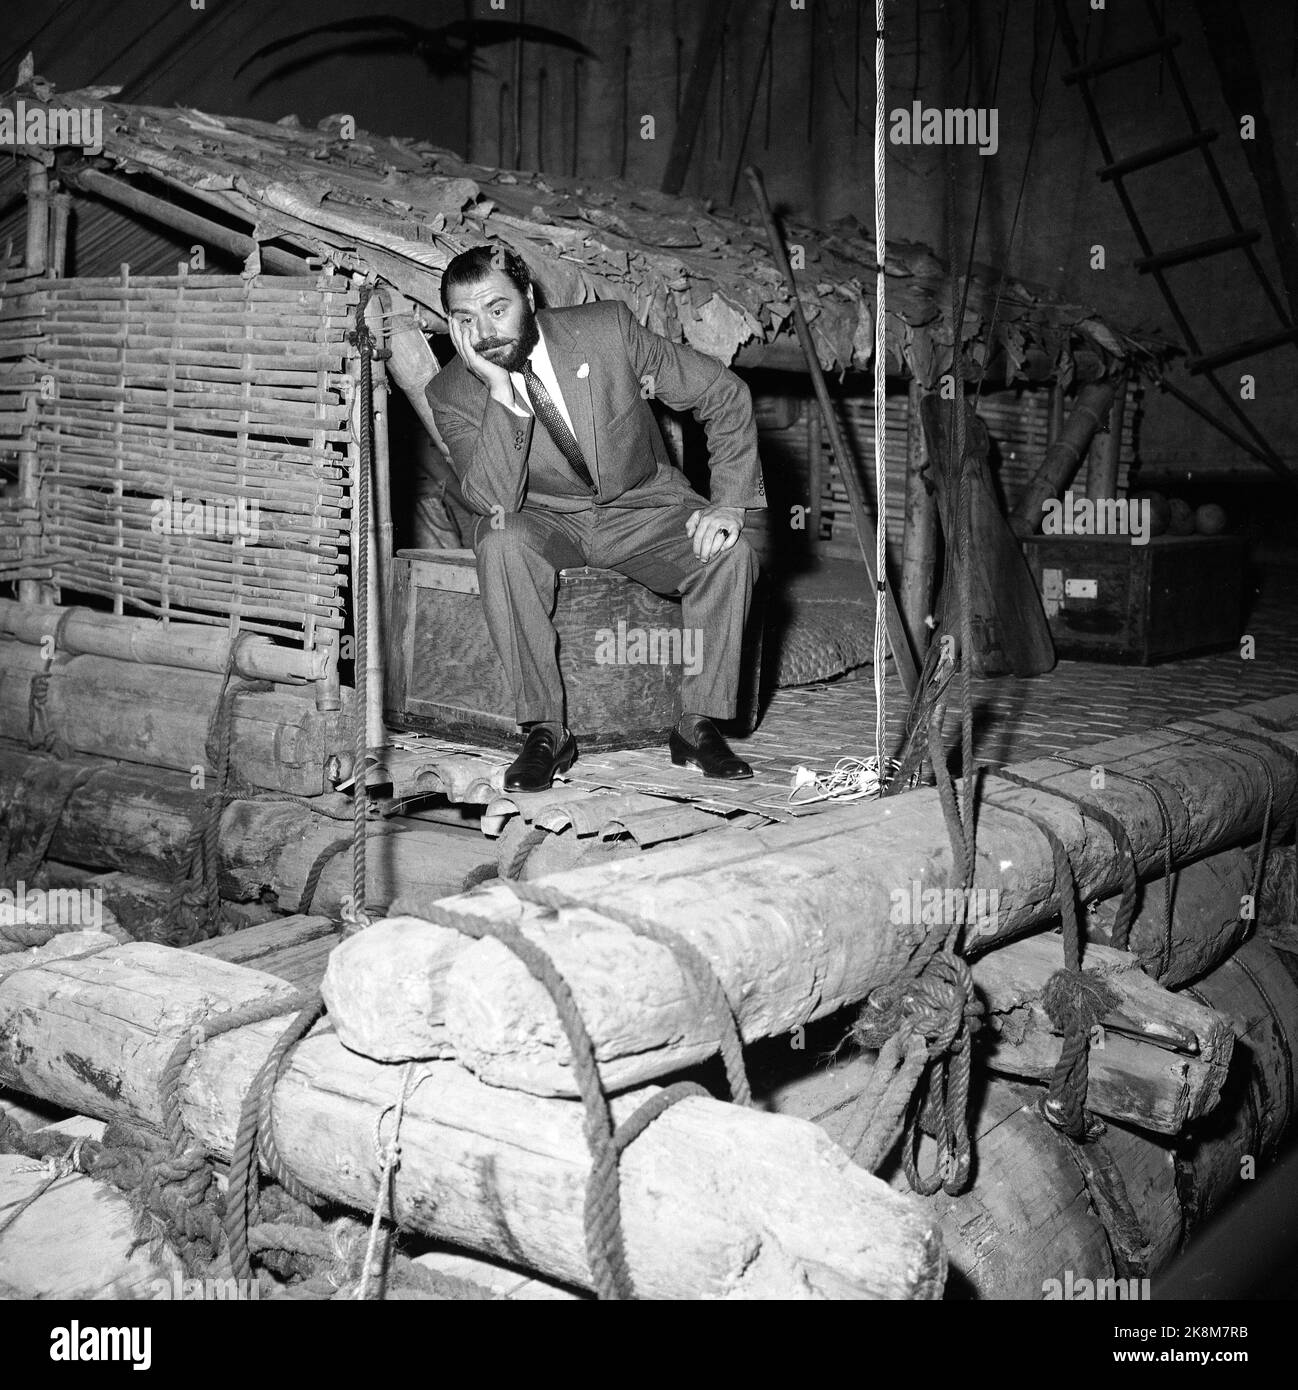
[{"left": 670, "top": 750, "right": 754, "bottom": 780}]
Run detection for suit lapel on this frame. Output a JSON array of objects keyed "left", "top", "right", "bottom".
[{"left": 538, "top": 309, "right": 599, "bottom": 483}]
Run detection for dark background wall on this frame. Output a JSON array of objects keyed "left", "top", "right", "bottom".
[{"left": 7, "top": 0, "right": 1296, "bottom": 482}]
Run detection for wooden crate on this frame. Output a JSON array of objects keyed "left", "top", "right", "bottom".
[
  {"left": 386, "top": 550, "right": 762, "bottom": 750},
  {"left": 1021, "top": 534, "right": 1246, "bottom": 663}
]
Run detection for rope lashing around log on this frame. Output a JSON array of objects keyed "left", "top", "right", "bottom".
[
  {"left": 993, "top": 767, "right": 1142, "bottom": 951},
  {"left": 844, "top": 950, "right": 982, "bottom": 1187},
  {"left": 355, "top": 1060, "right": 419, "bottom": 1300},
  {"left": 983, "top": 780, "right": 1119, "bottom": 1142},
  {"left": 159, "top": 633, "right": 271, "bottom": 946},
  {"left": 0, "top": 1105, "right": 498, "bottom": 1301},
  {"left": 25, "top": 605, "right": 76, "bottom": 759},
  {"left": 153, "top": 988, "right": 320, "bottom": 1272},
  {"left": 224, "top": 992, "right": 327, "bottom": 1283},
  {"left": 1180, "top": 718, "right": 1298, "bottom": 911},
  {"left": 417, "top": 899, "right": 707, "bottom": 1300},
  {"left": 502, "top": 878, "right": 753, "bottom": 1108},
  {"left": 845, "top": 687, "right": 984, "bottom": 1194},
  {"left": 1047, "top": 754, "right": 1179, "bottom": 980},
  {"left": 342, "top": 283, "right": 389, "bottom": 941},
  {"left": 0, "top": 758, "right": 98, "bottom": 951}
]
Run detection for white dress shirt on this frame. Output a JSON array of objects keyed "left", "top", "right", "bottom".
[{"left": 504, "top": 325, "right": 576, "bottom": 436}]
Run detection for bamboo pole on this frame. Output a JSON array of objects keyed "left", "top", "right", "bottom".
[
  {"left": 1009, "top": 376, "right": 1122, "bottom": 536},
  {"left": 806, "top": 399, "right": 823, "bottom": 548},
  {"left": 1047, "top": 380, "right": 1065, "bottom": 445},
  {"left": 745, "top": 165, "right": 917, "bottom": 695},
  {"left": 1085, "top": 373, "right": 1129, "bottom": 502},
  {"left": 46, "top": 192, "right": 71, "bottom": 279},
  {"left": 24, "top": 161, "right": 48, "bottom": 277},
  {"left": 38, "top": 344, "right": 347, "bottom": 371},
  {"left": 66, "top": 169, "right": 315, "bottom": 276}
]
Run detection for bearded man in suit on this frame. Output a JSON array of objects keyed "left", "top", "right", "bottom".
[{"left": 426, "top": 245, "right": 765, "bottom": 792}]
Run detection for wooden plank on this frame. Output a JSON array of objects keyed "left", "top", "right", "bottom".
[
  {"left": 186, "top": 914, "right": 337, "bottom": 965},
  {"left": 973, "top": 934, "right": 1234, "bottom": 1133}
]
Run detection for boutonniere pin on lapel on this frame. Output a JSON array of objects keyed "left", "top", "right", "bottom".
[{"left": 577, "top": 362, "right": 590, "bottom": 379}]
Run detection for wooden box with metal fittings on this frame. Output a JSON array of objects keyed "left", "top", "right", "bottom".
[
  {"left": 385, "top": 549, "right": 764, "bottom": 750},
  {"left": 1021, "top": 534, "right": 1247, "bottom": 663}
]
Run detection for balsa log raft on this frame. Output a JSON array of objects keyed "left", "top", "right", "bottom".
[
  {"left": 324, "top": 917, "right": 1233, "bottom": 1136},
  {"left": 0, "top": 743, "right": 496, "bottom": 913},
  {"left": 0, "top": 640, "right": 351, "bottom": 796},
  {"left": 327, "top": 696, "right": 1298, "bottom": 1097},
  {"left": 0, "top": 944, "right": 944, "bottom": 1300}
]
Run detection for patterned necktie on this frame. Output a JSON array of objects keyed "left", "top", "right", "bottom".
[{"left": 521, "top": 359, "right": 595, "bottom": 491}]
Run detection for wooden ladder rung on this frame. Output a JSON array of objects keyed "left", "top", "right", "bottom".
[
  {"left": 1136, "top": 230, "right": 1261, "bottom": 274},
  {"left": 1100, "top": 130, "right": 1217, "bottom": 181},
  {"left": 1187, "top": 327, "right": 1298, "bottom": 374},
  {"left": 1064, "top": 33, "right": 1180, "bottom": 85}
]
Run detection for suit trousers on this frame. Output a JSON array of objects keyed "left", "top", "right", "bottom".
[{"left": 472, "top": 503, "right": 758, "bottom": 726}]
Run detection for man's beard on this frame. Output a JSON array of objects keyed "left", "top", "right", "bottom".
[{"left": 476, "top": 308, "right": 540, "bottom": 374}]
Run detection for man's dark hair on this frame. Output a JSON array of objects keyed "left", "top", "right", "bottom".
[{"left": 440, "top": 244, "right": 532, "bottom": 312}]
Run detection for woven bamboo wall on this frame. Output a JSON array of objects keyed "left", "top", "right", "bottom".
[
  {"left": 0, "top": 269, "right": 358, "bottom": 648},
  {"left": 755, "top": 387, "right": 1137, "bottom": 568}
]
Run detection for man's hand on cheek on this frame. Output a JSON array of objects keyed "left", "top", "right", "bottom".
[
  {"left": 686, "top": 505, "right": 745, "bottom": 562},
  {"left": 449, "top": 316, "right": 512, "bottom": 396}
]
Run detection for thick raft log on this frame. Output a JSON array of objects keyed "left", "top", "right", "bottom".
[
  {"left": 324, "top": 696, "right": 1298, "bottom": 1100},
  {"left": 326, "top": 920, "right": 1233, "bottom": 1136},
  {"left": 0, "top": 943, "right": 943, "bottom": 1300},
  {"left": 0, "top": 640, "right": 351, "bottom": 796},
  {"left": 0, "top": 743, "right": 495, "bottom": 914}
]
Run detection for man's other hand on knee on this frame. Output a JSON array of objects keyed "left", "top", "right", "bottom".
[{"left": 686, "top": 505, "right": 745, "bottom": 562}]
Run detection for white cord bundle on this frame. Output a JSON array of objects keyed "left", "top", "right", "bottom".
[{"left": 788, "top": 756, "right": 900, "bottom": 807}]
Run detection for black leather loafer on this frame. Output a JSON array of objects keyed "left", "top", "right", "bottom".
[
  {"left": 668, "top": 719, "right": 753, "bottom": 780},
  {"left": 504, "top": 725, "right": 578, "bottom": 792}
]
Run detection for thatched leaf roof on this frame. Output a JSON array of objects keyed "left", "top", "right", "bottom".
[{"left": 46, "top": 91, "right": 1163, "bottom": 384}]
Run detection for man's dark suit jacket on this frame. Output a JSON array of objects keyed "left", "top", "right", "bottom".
[{"left": 425, "top": 299, "right": 767, "bottom": 517}]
